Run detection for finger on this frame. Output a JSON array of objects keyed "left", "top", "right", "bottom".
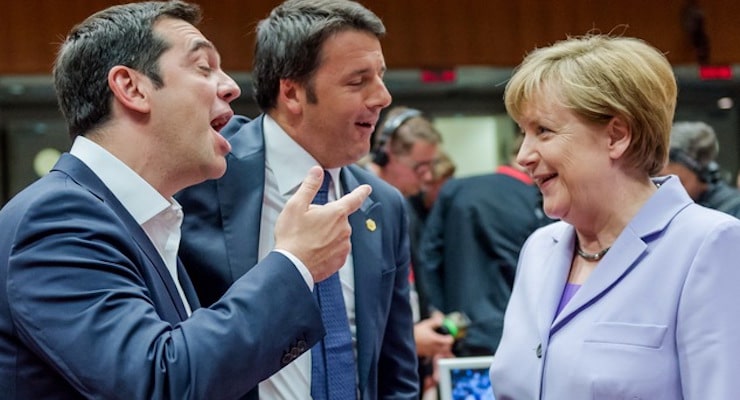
[
  {"left": 287, "top": 166, "right": 323, "bottom": 210},
  {"left": 331, "top": 184, "right": 372, "bottom": 215}
]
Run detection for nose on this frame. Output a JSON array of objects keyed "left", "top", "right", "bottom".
[
  {"left": 370, "top": 77, "right": 392, "bottom": 109},
  {"left": 516, "top": 134, "right": 536, "bottom": 170},
  {"left": 420, "top": 168, "right": 434, "bottom": 183},
  {"left": 219, "top": 71, "right": 241, "bottom": 103}
]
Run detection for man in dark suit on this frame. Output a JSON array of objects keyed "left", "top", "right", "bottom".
[
  {"left": 176, "top": 1, "right": 418, "bottom": 399},
  {"left": 419, "top": 135, "right": 553, "bottom": 356},
  {"left": 0, "top": 2, "right": 369, "bottom": 399}
]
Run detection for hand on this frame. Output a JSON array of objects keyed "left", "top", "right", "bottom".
[
  {"left": 414, "top": 312, "right": 455, "bottom": 358},
  {"left": 274, "top": 166, "right": 372, "bottom": 283}
]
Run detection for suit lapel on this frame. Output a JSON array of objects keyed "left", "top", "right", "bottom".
[
  {"left": 218, "top": 116, "right": 266, "bottom": 278},
  {"left": 550, "top": 230, "right": 646, "bottom": 333},
  {"left": 535, "top": 228, "right": 572, "bottom": 346},
  {"left": 341, "top": 168, "right": 380, "bottom": 392},
  {"left": 548, "top": 176, "right": 692, "bottom": 335},
  {"left": 54, "top": 154, "right": 190, "bottom": 320},
  {"left": 177, "top": 259, "right": 201, "bottom": 309},
  {"left": 219, "top": 119, "right": 394, "bottom": 391}
]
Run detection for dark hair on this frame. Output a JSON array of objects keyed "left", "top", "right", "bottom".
[
  {"left": 669, "top": 121, "right": 719, "bottom": 167},
  {"left": 252, "top": 0, "right": 385, "bottom": 111},
  {"left": 53, "top": 1, "right": 201, "bottom": 138}
]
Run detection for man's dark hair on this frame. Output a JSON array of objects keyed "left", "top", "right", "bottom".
[
  {"left": 252, "top": 0, "right": 385, "bottom": 111},
  {"left": 53, "top": 1, "right": 201, "bottom": 138}
]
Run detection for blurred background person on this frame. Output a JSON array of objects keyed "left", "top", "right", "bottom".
[
  {"left": 660, "top": 121, "right": 740, "bottom": 219},
  {"left": 364, "top": 106, "right": 454, "bottom": 397},
  {"left": 419, "top": 133, "right": 553, "bottom": 357},
  {"left": 408, "top": 150, "right": 457, "bottom": 225},
  {"left": 406, "top": 150, "right": 456, "bottom": 400},
  {"left": 367, "top": 107, "right": 439, "bottom": 199},
  {"left": 404, "top": 149, "right": 456, "bottom": 327},
  {"left": 490, "top": 33, "right": 740, "bottom": 399}
]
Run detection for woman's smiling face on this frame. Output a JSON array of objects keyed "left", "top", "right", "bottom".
[{"left": 515, "top": 89, "right": 613, "bottom": 222}]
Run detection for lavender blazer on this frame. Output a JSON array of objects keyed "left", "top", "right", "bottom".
[{"left": 490, "top": 175, "right": 740, "bottom": 400}]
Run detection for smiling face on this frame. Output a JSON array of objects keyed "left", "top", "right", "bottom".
[
  {"left": 147, "top": 17, "right": 240, "bottom": 195},
  {"left": 515, "top": 92, "right": 613, "bottom": 222},
  {"left": 292, "top": 29, "right": 392, "bottom": 168}
]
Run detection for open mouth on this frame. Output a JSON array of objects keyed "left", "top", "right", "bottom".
[
  {"left": 535, "top": 173, "right": 557, "bottom": 187},
  {"left": 210, "top": 114, "right": 232, "bottom": 132},
  {"left": 356, "top": 121, "right": 374, "bottom": 129}
]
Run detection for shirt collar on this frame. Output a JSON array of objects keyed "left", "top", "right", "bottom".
[
  {"left": 69, "top": 135, "right": 172, "bottom": 224},
  {"left": 263, "top": 114, "right": 341, "bottom": 198}
]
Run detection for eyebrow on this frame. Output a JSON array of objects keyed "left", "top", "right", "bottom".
[
  {"left": 344, "top": 66, "right": 386, "bottom": 83},
  {"left": 189, "top": 38, "right": 215, "bottom": 54},
  {"left": 188, "top": 38, "right": 222, "bottom": 65}
]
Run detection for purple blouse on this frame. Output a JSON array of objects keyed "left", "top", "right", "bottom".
[{"left": 556, "top": 282, "right": 581, "bottom": 316}]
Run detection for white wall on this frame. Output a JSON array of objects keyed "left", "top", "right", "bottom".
[{"left": 433, "top": 114, "right": 515, "bottom": 177}]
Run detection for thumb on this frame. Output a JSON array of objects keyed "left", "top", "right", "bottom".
[{"left": 288, "top": 166, "right": 323, "bottom": 210}]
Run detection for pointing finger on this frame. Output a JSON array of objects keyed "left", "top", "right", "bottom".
[
  {"left": 287, "top": 166, "right": 323, "bottom": 210},
  {"left": 332, "top": 184, "right": 372, "bottom": 215}
]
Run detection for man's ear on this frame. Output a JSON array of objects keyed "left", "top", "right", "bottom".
[
  {"left": 108, "top": 66, "right": 151, "bottom": 113},
  {"left": 278, "top": 78, "right": 303, "bottom": 115},
  {"left": 607, "top": 115, "right": 631, "bottom": 160}
]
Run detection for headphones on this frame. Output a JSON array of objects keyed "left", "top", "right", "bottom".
[
  {"left": 371, "top": 108, "right": 422, "bottom": 166},
  {"left": 669, "top": 147, "right": 720, "bottom": 184}
]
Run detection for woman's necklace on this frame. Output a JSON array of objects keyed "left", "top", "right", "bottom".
[{"left": 576, "top": 245, "right": 610, "bottom": 262}]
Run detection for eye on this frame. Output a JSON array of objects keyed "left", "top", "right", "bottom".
[{"left": 198, "top": 65, "right": 213, "bottom": 74}]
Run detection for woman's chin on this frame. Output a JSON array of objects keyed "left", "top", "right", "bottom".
[{"left": 542, "top": 202, "right": 564, "bottom": 221}]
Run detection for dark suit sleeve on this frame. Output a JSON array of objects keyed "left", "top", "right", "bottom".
[
  {"left": 6, "top": 189, "right": 323, "bottom": 400},
  {"left": 377, "top": 190, "right": 420, "bottom": 399}
]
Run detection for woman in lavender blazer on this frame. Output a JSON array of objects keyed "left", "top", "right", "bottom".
[{"left": 489, "top": 33, "right": 740, "bottom": 400}]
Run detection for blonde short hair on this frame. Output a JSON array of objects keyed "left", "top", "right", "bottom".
[
  {"left": 432, "top": 151, "right": 456, "bottom": 180},
  {"left": 505, "top": 34, "right": 677, "bottom": 176}
]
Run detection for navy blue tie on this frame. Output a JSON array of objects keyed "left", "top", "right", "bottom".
[{"left": 310, "top": 170, "right": 357, "bottom": 400}]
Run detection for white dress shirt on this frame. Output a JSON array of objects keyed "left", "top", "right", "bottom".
[
  {"left": 258, "top": 115, "right": 358, "bottom": 399},
  {"left": 69, "top": 136, "right": 191, "bottom": 315}
]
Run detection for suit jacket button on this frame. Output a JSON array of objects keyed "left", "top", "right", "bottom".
[
  {"left": 281, "top": 353, "right": 293, "bottom": 365},
  {"left": 296, "top": 340, "right": 307, "bottom": 352}
]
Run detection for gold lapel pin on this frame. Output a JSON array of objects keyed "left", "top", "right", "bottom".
[{"left": 365, "top": 218, "right": 377, "bottom": 232}]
